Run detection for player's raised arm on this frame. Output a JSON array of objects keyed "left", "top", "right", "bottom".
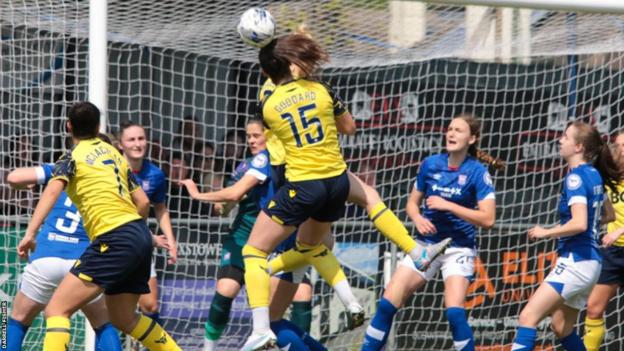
[
  {"left": 6, "top": 167, "right": 40, "bottom": 189},
  {"left": 179, "top": 175, "right": 260, "bottom": 203}
]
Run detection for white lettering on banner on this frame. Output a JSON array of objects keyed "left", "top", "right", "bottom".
[
  {"left": 399, "top": 92, "right": 420, "bottom": 123},
  {"left": 547, "top": 102, "right": 570, "bottom": 131},
  {"left": 340, "top": 133, "right": 443, "bottom": 153},
  {"left": 593, "top": 105, "right": 611, "bottom": 135},
  {"left": 177, "top": 243, "right": 221, "bottom": 257},
  {"left": 521, "top": 141, "right": 559, "bottom": 159},
  {"left": 350, "top": 90, "right": 422, "bottom": 123},
  {"left": 351, "top": 90, "right": 373, "bottom": 121}
]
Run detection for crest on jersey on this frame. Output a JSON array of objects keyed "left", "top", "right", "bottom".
[
  {"left": 483, "top": 172, "right": 493, "bottom": 186},
  {"left": 458, "top": 174, "right": 467, "bottom": 185},
  {"left": 567, "top": 174, "right": 582, "bottom": 190},
  {"left": 142, "top": 180, "right": 150, "bottom": 191},
  {"left": 252, "top": 153, "right": 268, "bottom": 168}
]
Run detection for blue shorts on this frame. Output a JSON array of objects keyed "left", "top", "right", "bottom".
[
  {"left": 263, "top": 171, "right": 349, "bottom": 227},
  {"left": 597, "top": 246, "right": 624, "bottom": 286},
  {"left": 70, "top": 220, "right": 153, "bottom": 295},
  {"left": 271, "top": 164, "right": 287, "bottom": 189}
]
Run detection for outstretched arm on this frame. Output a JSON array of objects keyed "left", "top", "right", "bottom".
[
  {"left": 7, "top": 167, "right": 43, "bottom": 189},
  {"left": 179, "top": 175, "right": 260, "bottom": 203}
]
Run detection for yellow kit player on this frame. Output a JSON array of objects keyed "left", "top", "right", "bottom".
[{"left": 20, "top": 102, "right": 181, "bottom": 351}]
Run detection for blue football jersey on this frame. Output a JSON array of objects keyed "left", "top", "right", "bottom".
[
  {"left": 29, "top": 164, "right": 90, "bottom": 262},
  {"left": 557, "top": 163, "right": 604, "bottom": 261},
  {"left": 133, "top": 160, "right": 167, "bottom": 205},
  {"left": 415, "top": 154, "right": 495, "bottom": 248},
  {"left": 244, "top": 149, "right": 274, "bottom": 210}
]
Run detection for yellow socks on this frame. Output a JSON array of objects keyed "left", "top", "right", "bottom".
[
  {"left": 369, "top": 202, "right": 416, "bottom": 253},
  {"left": 584, "top": 318, "right": 605, "bottom": 351},
  {"left": 267, "top": 248, "right": 308, "bottom": 275},
  {"left": 295, "top": 241, "right": 346, "bottom": 287},
  {"left": 43, "top": 316, "right": 70, "bottom": 351},
  {"left": 242, "top": 244, "right": 271, "bottom": 308},
  {"left": 130, "top": 314, "right": 181, "bottom": 351}
]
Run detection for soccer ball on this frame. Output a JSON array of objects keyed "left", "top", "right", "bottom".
[{"left": 237, "top": 8, "right": 276, "bottom": 49}]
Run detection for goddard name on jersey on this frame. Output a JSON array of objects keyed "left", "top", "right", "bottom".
[{"left": 273, "top": 91, "right": 317, "bottom": 113}]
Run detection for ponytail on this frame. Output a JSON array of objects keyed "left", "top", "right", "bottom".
[
  {"left": 570, "top": 121, "right": 623, "bottom": 193},
  {"left": 475, "top": 149, "right": 506, "bottom": 172},
  {"left": 595, "top": 142, "right": 622, "bottom": 193}
]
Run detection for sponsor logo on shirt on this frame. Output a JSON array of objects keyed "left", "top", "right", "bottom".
[
  {"left": 47, "top": 233, "right": 80, "bottom": 244},
  {"left": 432, "top": 184, "right": 462, "bottom": 197},
  {"left": 458, "top": 174, "right": 467, "bottom": 185}
]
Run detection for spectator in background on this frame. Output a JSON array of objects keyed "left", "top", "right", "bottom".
[
  {"left": 195, "top": 142, "right": 225, "bottom": 192},
  {"left": 12, "top": 133, "right": 38, "bottom": 168},
  {"left": 167, "top": 152, "right": 210, "bottom": 217},
  {"left": 218, "top": 129, "right": 246, "bottom": 175},
  {"left": 5, "top": 134, "right": 37, "bottom": 213},
  {"left": 149, "top": 138, "right": 168, "bottom": 168},
  {"left": 172, "top": 116, "right": 203, "bottom": 154}
]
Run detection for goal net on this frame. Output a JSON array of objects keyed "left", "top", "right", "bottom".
[{"left": 2, "top": 1, "right": 624, "bottom": 350}]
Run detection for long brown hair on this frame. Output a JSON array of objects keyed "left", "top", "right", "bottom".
[
  {"left": 569, "top": 121, "right": 622, "bottom": 193},
  {"left": 454, "top": 113, "right": 505, "bottom": 171},
  {"left": 259, "top": 33, "right": 329, "bottom": 84}
]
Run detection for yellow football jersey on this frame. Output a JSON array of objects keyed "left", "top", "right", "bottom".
[
  {"left": 51, "top": 138, "right": 142, "bottom": 240},
  {"left": 607, "top": 181, "right": 624, "bottom": 247},
  {"left": 261, "top": 79, "right": 348, "bottom": 181},
  {"left": 259, "top": 79, "right": 286, "bottom": 166}
]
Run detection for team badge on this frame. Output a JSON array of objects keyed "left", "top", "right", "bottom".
[
  {"left": 458, "top": 174, "right": 467, "bottom": 185},
  {"left": 252, "top": 153, "right": 268, "bottom": 168},
  {"left": 483, "top": 172, "right": 493, "bottom": 186},
  {"left": 566, "top": 174, "right": 582, "bottom": 190},
  {"left": 142, "top": 180, "right": 150, "bottom": 191},
  {"left": 289, "top": 189, "right": 297, "bottom": 198}
]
